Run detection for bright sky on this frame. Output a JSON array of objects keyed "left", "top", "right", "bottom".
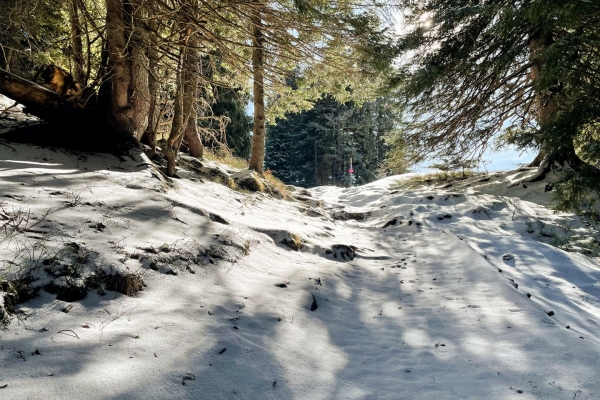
[{"left": 481, "top": 147, "right": 535, "bottom": 171}]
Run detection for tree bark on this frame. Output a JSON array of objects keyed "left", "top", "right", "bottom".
[
  {"left": 69, "top": 0, "right": 86, "bottom": 85},
  {"left": 142, "top": 19, "right": 159, "bottom": 154},
  {"left": 248, "top": 4, "right": 266, "bottom": 174},
  {"left": 161, "top": 20, "right": 204, "bottom": 176},
  {"left": 163, "top": 44, "right": 185, "bottom": 177},
  {"left": 183, "top": 25, "right": 203, "bottom": 159},
  {"left": 0, "top": 68, "right": 80, "bottom": 122},
  {"left": 105, "top": 0, "right": 150, "bottom": 140},
  {"left": 526, "top": 32, "right": 567, "bottom": 176}
]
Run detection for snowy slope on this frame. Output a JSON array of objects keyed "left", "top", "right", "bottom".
[{"left": 0, "top": 139, "right": 600, "bottom": 399}]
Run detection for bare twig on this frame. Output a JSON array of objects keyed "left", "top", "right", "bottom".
[{"left": 57, "top": 329, "right": 80, "bottom": 339}]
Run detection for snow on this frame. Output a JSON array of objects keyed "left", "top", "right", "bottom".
[{"left": 1, "top": 114, "right": 600, "bottom": 397}]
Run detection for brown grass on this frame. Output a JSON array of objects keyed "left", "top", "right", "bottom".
[
  {"left": 203, "top": 149, "right": 249, "bottom": 170},
  {"left": 392, "top": 170, "right": 483, "bottom": 189},
  {"left": 264, "top": 169, "right": 289, "bottom": 199},
  {"left": 103, "top": 272, "right": 145, "bottom": 297}
]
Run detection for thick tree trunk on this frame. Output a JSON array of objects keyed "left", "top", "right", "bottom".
[
  {"left": 520, "top": 32, "right": 598, "bottom": 188},
  {"left": 69, "top": 0, "right": 86, "bottom": 85},
  {"left": 185, "top": 112, "right": 203, "bottom": 158},
  {"left": 526, "top": 32, "right": 565, "bottom": 177},
  {"left": 105, "top": 0, "right": 149, "bottom": 140},
  {"left": 248, "top": 4, "right": 266, "bottom": 175},
  {"left": 528, "top": 149, "right": 545, "bottom": 167}
]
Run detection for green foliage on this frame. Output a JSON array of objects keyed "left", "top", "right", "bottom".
[
  {"left": 395, "top": 0, "right": 600, "bottom": 212},
  {"left": 209, "top": 87, "right": 252, "bottom": 159},
  {"left": 552, "top": 168, "right": 600, "bottom": 220},
  {"left": 429, "top": 157, "right": 480, "bottom": 173},
  {"left": 265, "top": 95, "right": 400, "bottom": 187},
  {"left": 0, "top": 0, "right": 71, "bottom": 75}
]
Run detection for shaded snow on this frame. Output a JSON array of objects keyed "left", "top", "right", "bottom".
[{"left": 0, "top": 137, "right": 599, "bottom": 399}]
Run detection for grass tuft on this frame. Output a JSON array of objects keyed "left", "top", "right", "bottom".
[
  {"left": 264, "top": 169, "right": 289, "bottom": 199},
  {"left": 393, "top": 170, "right": 483, "bottom": 188},
  {"left": 203, "top": 149, "right": 249, "bottom": 170}
]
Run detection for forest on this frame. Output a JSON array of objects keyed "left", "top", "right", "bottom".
[
  {"left": 1, "top": 0, "right": 599, "bottom": 212},
  {"left": 3, "top": 2, "right": 600, "bottom": 398}
]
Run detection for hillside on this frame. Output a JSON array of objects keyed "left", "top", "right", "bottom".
[{"left": 1, "top": 136, "right": 600, "bottom": 399}]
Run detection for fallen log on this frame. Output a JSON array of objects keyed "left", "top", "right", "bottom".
[
  {"left": 0, "top": 68, "right": 142, "bottom": 158},
  {"left": 0, "top": 67, "right": 88, "bottom": 124}
]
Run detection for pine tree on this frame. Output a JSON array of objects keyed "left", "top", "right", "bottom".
[
  {"left": 266, "top": 96, "right": 397, "bottom": 187},
  {"left": 395, "top": 0, "right": 600, "bottom": 212}
]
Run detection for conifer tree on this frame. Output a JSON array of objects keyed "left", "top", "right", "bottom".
[
  {"left": 395, "top": 0, "right": 600, "bottom": 212},
  {"left": 266, "top": 96, "right": 397, "bottom": 187}
]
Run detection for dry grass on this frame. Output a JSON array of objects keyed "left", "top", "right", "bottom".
[
  {"left": 393, "top": 170, "right": 483, "bottom": 188},
  {"left": 91, "top": 271, "right": 145, "bottom": 297},
  {"left": 264, "top": 169, "right": 289, "bottom": 199},
  {"left": 226, "top": 177, "right": 237, "bottom": 190},
  {"left": 280, "top": 233, "right": 303, "bottom": 251},
  {"left": 203, "top": 149, "right": 249, "bottom": 170}
]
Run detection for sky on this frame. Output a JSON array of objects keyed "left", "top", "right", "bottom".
[{"left": 480, "top": 147, "right": 536, "bottom": 172}]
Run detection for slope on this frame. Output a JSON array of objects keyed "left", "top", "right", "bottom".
[{"left": 0, "top": 140, "right": 599, "bottom": 399}]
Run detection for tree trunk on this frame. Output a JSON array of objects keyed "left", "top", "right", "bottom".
[
  {"left": 162, "top": 19, "right": 204, "bottom": 176},
  {"left": 142, "top": 19, "right": 159, "bottom": 154},
  {"left": 185, "top": 111, "right": 203, "bottom": 158},
  {"left": 526, "top": 32, "right": 568, "bottom": 177},
  {"left": 163, "top": 44, "right": 185, "bottom": 177},
  {"left": 248, "top": 4, "right": 266, "bottom": 174},
  {"left": 183, "top": 25, "right": 203, "bottom": 159},
  {"left": 105, "top": 0, "right": 150, "bottom": 140},
  {"left": 0, "top": 68, "right": 80, "bottom": 121},
  {"left": 69, "top": 0, "right": 86, "bottom": 85}
]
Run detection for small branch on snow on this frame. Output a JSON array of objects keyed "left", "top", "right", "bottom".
[{"left": 57, "top": 330, "right": 80, "bottom": 339}]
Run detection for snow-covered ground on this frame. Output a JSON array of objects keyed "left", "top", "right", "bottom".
[{"left": 1, "top": 129, "right": 600, "bottom": 398}]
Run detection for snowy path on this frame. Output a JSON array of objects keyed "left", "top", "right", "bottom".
[{"left": 0, "top": 143, "right": 599, "bottom": 399}]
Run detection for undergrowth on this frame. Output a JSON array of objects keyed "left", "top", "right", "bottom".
[
  {"left": 264, "top": 169, "right": 289, "bottom": 199},
  {"left": 392, "top": 170, "right": 484, "bottom": 188},
  {"left": 203, "top": 149, "right": 249, "bottom": 169}
]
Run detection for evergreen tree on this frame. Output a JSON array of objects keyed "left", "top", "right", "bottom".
[
  {"left": 266, "top": 96, "right": 398, "bottom": 188},
  {"left": 395, "top": 0, "right": 600, "bottom": 213},
  {"left": 210, "top": 87, "right": 252, "bottom": 159}
]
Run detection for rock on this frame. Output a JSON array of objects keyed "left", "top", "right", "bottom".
[
  {"left": 310, "top": 295, "right": 318, "bottom": 311},
  {"left": 501, "top": 253, "right": 514, "bottom": 261},
  {"left": 296, "top": 196, "right": 324, "bottom": 208},
  {"left": 209, "top": 213, "right": 229, "bottom": 225},
  {"left": 332, "top": 210, "right": 371, "bottom": 221},
  {"left": 331, "top": 244, "right": 357, "bottom": 261},
  {"left": 382, "top": 218, "right": 398, "bottom": 228},
  {"left": 231, "top": 170, "right": 265, "bottom": 192}
]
